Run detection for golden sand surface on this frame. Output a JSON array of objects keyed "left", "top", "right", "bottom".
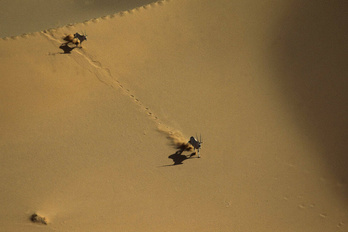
[
  {"left": 0, "top": 0, "right": 347, "bottom": 231},
  {"left": 0, "top": 0, "right": 157, "bottom": 38}
]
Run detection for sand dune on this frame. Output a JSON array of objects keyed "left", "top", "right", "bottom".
[
  {"left": 0, "top": 0, "right": 157, "bottom": 37},
  {"left": 0, "top": 0, "right": 347, "bottom": 231}
]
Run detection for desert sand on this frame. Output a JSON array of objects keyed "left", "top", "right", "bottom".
[{"left": 0, "top": 0, "right": 347, "bottom": 231}]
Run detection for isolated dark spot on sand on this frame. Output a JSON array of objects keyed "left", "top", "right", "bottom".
[{"left": 30, "top": 213, "right": 48, "bottom": 225}]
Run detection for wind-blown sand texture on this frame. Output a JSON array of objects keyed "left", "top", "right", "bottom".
[{"left": 0, "top": 0, "right": 347, "bottom": 231}]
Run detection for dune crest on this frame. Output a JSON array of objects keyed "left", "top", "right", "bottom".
[{"left": 0, "top": 0, "right": 170, "bottom": 38}]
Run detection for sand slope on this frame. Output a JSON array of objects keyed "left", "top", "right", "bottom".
[
  {"left": 0, "top": 0, "right": 347, "bottom": 231},
  {"left": 0, "top": 0, "right": 158, "bottom": 37}
]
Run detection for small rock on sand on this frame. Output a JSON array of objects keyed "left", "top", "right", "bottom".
[{"left": 30, "top": 213, "right": 48, "bottom": 225}]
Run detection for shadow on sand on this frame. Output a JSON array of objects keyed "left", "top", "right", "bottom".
[
  {"left": 274, "top": 1, "right": 348, "bottom": 201},
  {"left": 161, "top": 150, "right": 197, "bottom": 167},
  {"left": 48, "top": 42, "right": 80, "bottom": 55},
  {"left": 59, "top": 42, "right": 77, "bottom": 54}
]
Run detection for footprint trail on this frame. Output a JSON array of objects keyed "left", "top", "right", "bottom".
[{"left": 42, "top": 31, "right": 164, "bottom": 128}]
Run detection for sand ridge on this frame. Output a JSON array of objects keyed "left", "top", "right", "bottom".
[{"left": 0, "top": 0, "right": 170, "bottom": 40}]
